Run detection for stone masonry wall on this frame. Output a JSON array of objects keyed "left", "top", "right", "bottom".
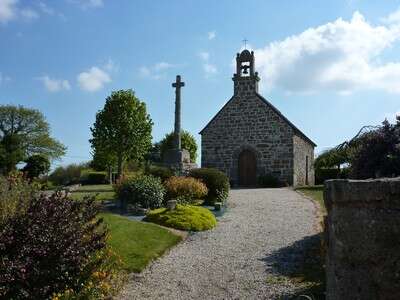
[
  {"left": 201, "top": 77, "right": 294, "bottom": 186},
  {"left": 293, "top": 134, "right": 315, "bottom": 186},
  {"left": 324, "top": 178, "right": 400, "bottom": 300}
]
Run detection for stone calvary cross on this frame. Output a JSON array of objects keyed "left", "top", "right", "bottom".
[{"left": 172, "top": 75, "right": 185, "bottom": 150}]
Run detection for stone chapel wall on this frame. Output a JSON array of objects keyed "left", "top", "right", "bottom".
[
  {"left": 324, "top": 178, "right": 400, "bottom": 300},
  {"left": 293, "top": 134, "right": 315, "bottom": 186},
  {"left": 201, "top": 88, "right": 294, "bottom": 186}
]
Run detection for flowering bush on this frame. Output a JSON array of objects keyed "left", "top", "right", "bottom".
[
  {"left": 115, "top": 175, "right": 165, "bottom": 209},
  {"left": 0, "top": 193, "right": 107, "bottom": 299},
  {"left": 53, "top": 248, "right": 126, "bottom": 300},
  {"left": 164, "top": 176, "right": 208, "bottom": 204},
  {"left": 0, "top": 172, "right": 37, "bottom": 227}
]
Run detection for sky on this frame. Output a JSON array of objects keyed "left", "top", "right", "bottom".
[{"left": 1, "top": 0, "right": 400, "bottom": 167}]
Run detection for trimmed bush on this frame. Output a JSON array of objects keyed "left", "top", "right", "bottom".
[
  {"left": 257, "top": 174, "right": 283, "bottom": 188},
  {"left": 144, "top": 204, "right": 217, "bottom": 231},
  {"left": 188, "top": 168, "right": 229, "bottom": 205},
  {"left": 115, "top": 175, "right": 165, "bottom": 209},
  {"left": 164, "top": 176, "right": 208, "bottom": 204},
  {"left": 81, "top": 171, "right": 109, "bottom": 185},
  {"left": 146, "top": 165, "right": 174, "bottom": 182},
  {"left": 0, "top": 193, "right": 107, "bottom": 299}
]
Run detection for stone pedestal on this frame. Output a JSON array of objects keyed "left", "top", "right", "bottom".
[{"left": 163, "top": 148, "right": 197, "bottom": 174}]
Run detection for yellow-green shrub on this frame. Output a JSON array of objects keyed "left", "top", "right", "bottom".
[
  {"left": 144, "top": 205, "right": 217, "bottom": 231},
  {"left": 164, "top": 176, "right": 208, "bottom": 203}
]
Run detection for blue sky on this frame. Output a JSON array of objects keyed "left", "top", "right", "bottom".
[{"left": 1, "top": 0, "right": 400, "bottom": 167}]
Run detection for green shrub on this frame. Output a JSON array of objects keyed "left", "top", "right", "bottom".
[
  {"left": 164, "top": 176, "right": 208, "bottom": 204},
  {"left": 258, "top": 174, "right": 282, "bottom": 188},
  {"left": 315, "top": 168, "right": 340, "bottom": 185},
  {"left": 81, "top": 171, "right": 109, "bottom": 185},
  {"left": 48, "top": 163, "right": 88, "bottom": 186},
  {"left": 144, "top": 204, "right": 217, "bottom": 231},
  {"left": 146, "top": 165, "right": 174, "bottom": 182},
  {"left": 115, "top": 175, "right": 165, "bottom": 209},
  {"left": 188, "top": 168, "right": 229, "bottom": 205}
]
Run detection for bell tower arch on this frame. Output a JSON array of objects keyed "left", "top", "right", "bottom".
[{"left": 233, "top": 50, "right": 260, "bottom": 95}]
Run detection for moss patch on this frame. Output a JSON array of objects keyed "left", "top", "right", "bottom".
[{"left": 144, "top": 204, "right": 217, "bottom": 231}]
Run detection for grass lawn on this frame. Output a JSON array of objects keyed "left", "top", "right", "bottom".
[
  {"left": 100, "top": 213, "right": 182, "bottom": 273},
  {"left": 70, "top": 184, "right": 116, "bottom": 201},
  {"left": 295, "top": 185, "right": 326, "bottom": 214}
]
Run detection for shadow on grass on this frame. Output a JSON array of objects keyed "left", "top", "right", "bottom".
[{"left": 262, "top": 233, "right": 325, "bottom": 300}]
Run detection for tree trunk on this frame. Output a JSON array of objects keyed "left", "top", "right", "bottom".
[
  {"left": 117, "top": 153, "right": 123, "bottom": 180},
  {"left": 108, "top": 165, "right": 112, "bottom": 184}
]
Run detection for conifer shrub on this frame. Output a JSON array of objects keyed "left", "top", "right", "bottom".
[
  {"left": 144, "top": 204, "right": 217, "bottom": 231},
  {"left": 115, "top": 175, "right": 165, "bottom": 209},
  {"left": 0, "top": 193, "right": 107, "bottom": 299},
  {"left": 188, "top": 168, "right": 229, "bottom": 205},
  {"left": 164, "top": 176, "right": 208, "bottom": 204}
]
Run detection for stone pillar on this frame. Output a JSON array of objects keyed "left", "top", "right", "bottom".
[{"left": 324, "top": 178, "right": 400, "bottom": 300}]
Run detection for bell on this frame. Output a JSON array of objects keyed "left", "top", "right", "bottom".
[{"left": 243, "top": 67, "right": 249, "bottom": 74}]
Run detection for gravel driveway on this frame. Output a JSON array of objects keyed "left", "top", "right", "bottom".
[{"left": 118, "top": 188, "right": 317, "bottom": 300}]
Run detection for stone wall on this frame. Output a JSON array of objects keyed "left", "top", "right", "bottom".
[
  {"left": 324, "top": 178, "right": 400, "bottom": 300},
  {"left": 293, "top": 134, "right": 315, "bottom": 186},
  {"left": 201, "top": 76, "right": 294, "bottom": 186}
]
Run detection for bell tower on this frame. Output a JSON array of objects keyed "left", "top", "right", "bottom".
[{"left": 233, "top": 50, "right": 260, "bottom": 95}]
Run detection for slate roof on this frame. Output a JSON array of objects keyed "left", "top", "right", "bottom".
[{"left": 199, "top": 93, "right": 317, "bottom": 147}]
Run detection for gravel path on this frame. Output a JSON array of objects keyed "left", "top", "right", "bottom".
[{"left": 118, "top": 188, "right": 318, "bottom": 300}]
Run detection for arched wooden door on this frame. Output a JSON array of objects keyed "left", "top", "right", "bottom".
[{"left": 238, "top": 149, "right": 257, "bottom": 187}]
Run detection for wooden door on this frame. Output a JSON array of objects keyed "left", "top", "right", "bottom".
[{"left": 238, "top": 150, "right": 257, "bottom": 187}]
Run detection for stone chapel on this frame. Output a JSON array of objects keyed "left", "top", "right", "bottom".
[{"left": 200, "top": 50, "right": 316, "bottom": 187}]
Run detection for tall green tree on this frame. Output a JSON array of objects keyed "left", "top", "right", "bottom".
[
  {"left": 90, "top": 90, "right": 153, "bottom": 178},
  {"left": 22, "top": 155, "right": 50, "bottom": 179},
  {"left": 0, "top": 105, "right": 66, "bottom": 174},
  {"left": 159, "top": 130, "right": 198, "bottom": 163}
]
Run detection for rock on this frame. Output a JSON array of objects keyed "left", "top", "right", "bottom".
[{"left": 167, "top": 200, "right": 177, "bottom": 211}]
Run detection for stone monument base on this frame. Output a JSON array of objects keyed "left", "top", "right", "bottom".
[{"left": 163, "top": 148, "right": 197, "bottom": 174}]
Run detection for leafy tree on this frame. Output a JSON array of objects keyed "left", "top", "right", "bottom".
[
  {"left": 314, "top": 147, "right": 349, "bottom": 170},
  {"left": 0, "top": 134, "right": 24, "bottom": 174},
  {"left": 90, "top": 90, "right": 153, "bottom": 178},
  {"left": 159, "top": 130, "right": 198, "bottom": 163},
  {"left": 350, "top": 118, "right": 400, "bottom": 179},
  {"left": 22, "top": 155, "right": 50, "bottom": 179},
  {"left": 0, "top": 105, "right": 66, "bottom": 174}
]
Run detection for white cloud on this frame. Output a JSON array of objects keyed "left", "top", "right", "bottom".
[
  {"left": 381, "top": 8, "right": 400, "bottom": 24},
  {"left": 38, "top": 76, "right": 71, "bottom": 92},
  {"left": 254, "top": 11, "right": 400, "bottom": 94},
  {"left": 77, "top": 66, "right": 111, "bottom": 92},
  {"left": 199, "top": 51, "right": 210, "bottom": 61},
  {"left": 204, "top": 63, "right": 217, "bottom": 75},
  {"left": 208, "top": 31, "right": 216, "bottom": 40},
  {"left": 198, "top": 51, "right": 217, "bottom": 77},
  {"left": 38, "top": 2, "right": 54, "bottom": 15},
  {"left": 0, "top": 0, "right": 17, "bottom": 24},
  {"left": 139, "top": 62, "right": 174, "bottom": 79},
  {"left": 20, "top": 8, "right": 39, "bottom": 21},
  {"left": 73, "top": 0, "right": 103, "bottom": 9}
]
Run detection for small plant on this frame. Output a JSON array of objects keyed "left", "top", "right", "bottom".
[
  {"left": 188, "top": 168, "right": 230, "bottom": 205},
  {"left": 0, "top": 193, "right": 107, "bottom": 299},
  {"left": 164, "top": 176, "right": 208, "bottom": 204},
  {"left": 115, "top": 175, "right": 165, "bottom": 209},
  {"left": 144, "top": 204, "right": 217, "bottom": 231}
]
